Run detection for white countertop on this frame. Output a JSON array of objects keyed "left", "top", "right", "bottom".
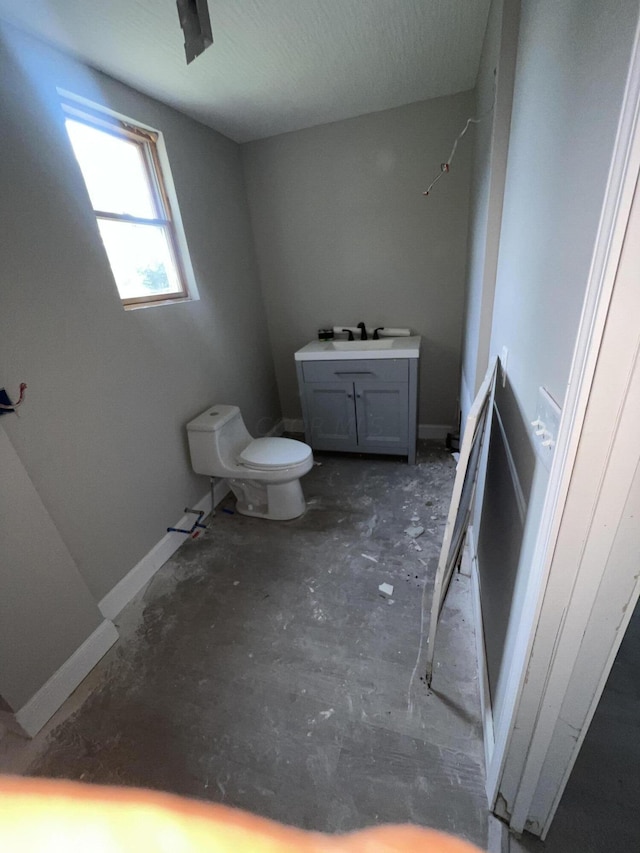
[{"left": 295, "top": 336, "right": 421, "bottom": 361}]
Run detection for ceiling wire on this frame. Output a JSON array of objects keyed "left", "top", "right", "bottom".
[
  {"left": 422, "top": 73, "right": 497, "bottom": 197},
  {"left": 0, "top": 383, "right": 27, "bottom": 411}
]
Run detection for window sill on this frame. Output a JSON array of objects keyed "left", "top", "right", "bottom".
[{"left": 124, "top": 296, "right": 195, "bottom": 311}]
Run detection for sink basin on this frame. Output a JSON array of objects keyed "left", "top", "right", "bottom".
[
  {"left": 295, "top": 335, "right": 421, "bottom": 361},
  {"left": 331, "top": 339, "right": 395, "bottom": 351}
]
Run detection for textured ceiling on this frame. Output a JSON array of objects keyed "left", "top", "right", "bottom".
[{"left": 0, "top": 0, "right": 490, "bottom": 142}]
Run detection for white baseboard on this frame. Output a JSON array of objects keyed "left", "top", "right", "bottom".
[
  {"left": 468, "top": 525, "right": 495, "bottom": 784},
  {"left": 0, "top": 708, "right": 29, "bottom": 739},
  {"left": 266, "top": 419, "right": 285, "bottom": 436},
  {"left": 283, "top": 419, "right": 452, "bottom": 441},
  {"left": 283, "top": 417, "right": 304, "bottom": 434},
  {"left": 460, "top": 373, "right": 473, "bottom": 429},
  {"left": 16, "top": 620, "right": 118, "bottom": 737},
  {"left": 99, "top": 478, "right": 230, "bottom": 620},
  {"left": 418, "top": 423, "right": 454, "bottom": 440},
  {"left": 487, "top": 814, "right": 510, "bottom": 852}
]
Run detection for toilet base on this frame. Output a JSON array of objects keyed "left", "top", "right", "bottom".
[{"left": 227, "top": 477, "right": 306, "bottom": 520}]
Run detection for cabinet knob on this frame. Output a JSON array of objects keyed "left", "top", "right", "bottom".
[
  {"left": 356, "top": 394, "right": 361, "bottom": 398},
  {"left": 347, "top": 393, "right": 353, "bottom": 398}
]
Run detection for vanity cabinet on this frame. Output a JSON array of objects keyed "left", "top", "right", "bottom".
[{"left": 295, "top": 358, "right": 418, "bottom": 464}]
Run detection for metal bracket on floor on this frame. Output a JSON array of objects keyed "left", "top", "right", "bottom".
[{"left": 167, "top": 508, "right": 209, "bottom": 536}]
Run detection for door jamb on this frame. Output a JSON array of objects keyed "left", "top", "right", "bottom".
[{"left": 486, "top": 13, "right": 640, "bottom": 823}]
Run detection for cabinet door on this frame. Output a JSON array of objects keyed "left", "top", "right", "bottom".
[
  {"left": 354, "top": 381, "right": 409, "bottom": 452},
  {"left": 304, "top": 381, "right": 357, "bottom": 451}
]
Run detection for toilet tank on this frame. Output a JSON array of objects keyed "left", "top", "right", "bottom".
[{"left": 186, "top": 404, "right": 250, "bottom": 474}]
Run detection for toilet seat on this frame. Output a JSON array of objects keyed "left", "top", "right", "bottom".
[{"left": 239, "top": 437, "right": 312, "bottom": 471}]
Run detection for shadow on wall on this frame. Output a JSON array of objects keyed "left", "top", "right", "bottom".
[
  {"left": 419, "top": 335, "right": 466, "bottom": 430},
  {"left": 477, "top": 378, "right": 537, "bottom": 704}
]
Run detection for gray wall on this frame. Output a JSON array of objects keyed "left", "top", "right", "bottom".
[
  {"left": 242, "top": 94, "right": 474, "bottom": 431},
  {"left": 0, "top": 429, "right": 103, "bottom": 710},
  {"left": 0, "top": 24, "right": 280, "bottom": 615},
  {"left": 470, "top": 0, "right": 640, "bottom": 717},
  {"left": 460, "top": 0, "right": 519, "bottom": 424}
]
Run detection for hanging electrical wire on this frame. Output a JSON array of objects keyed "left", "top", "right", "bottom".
[
  {"left": 0, "top": 382, "right": 27, "bottom": 411},
  {"left": 422, "top": 75, "right": 497, "bottom": 197}
]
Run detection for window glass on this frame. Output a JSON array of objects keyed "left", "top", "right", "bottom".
[
  {"left": 97, "top": 220, "right": 181, "bottom": 301},
  {"left": 65, "top": 119, "right": 156, "bottom": 219},
  {"left": 62, "top": 101, "right": 191, "bottom": 307}
]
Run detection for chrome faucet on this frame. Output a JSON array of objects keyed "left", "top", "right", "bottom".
[{"left": 357, "top": 322, "right": 368, "bottom": 341}]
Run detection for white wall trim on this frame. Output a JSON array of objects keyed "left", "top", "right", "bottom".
[
  {"left": 460, "top": 373, "right": 473, "bottom": 434},
  {"left": 285, "top": 418, "right": 453, "bottom": 442},
  {"left": 467, "top": 525, "right": 495, "bottom": 784},
  {"left": 418, "top": 423, "right": 454, "bottom": 441},
  {"left": 487, "top": 814, "right": 510, "bottom": 853},
  {"left": 15, "top": 620, "right": 118, "bottom": 737},
  {"left": 509, "top": 155, "right": 640, "bottom": 836},
  {"left": 487, "top": 11, "right": 640, "bottom": 824},
  {"left": 99, "top": 479, "right": 230, "bottom": 620},
  {"left": 0, "top": 708, "right": 29, "bottom": 739},
  {"left": 283, "top": 417, "right": 304, "bottom": 433},
  {"left": 264, "top": 418, "right": 285, "bottom": 437}
]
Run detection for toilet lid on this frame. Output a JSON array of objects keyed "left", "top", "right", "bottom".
[{"left": 239, "top": 437, "right": 311, "bottom": 470}]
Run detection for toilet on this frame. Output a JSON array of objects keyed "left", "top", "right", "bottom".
[{"left": 186, "top": 404, "right": 313, "bottom": 520}]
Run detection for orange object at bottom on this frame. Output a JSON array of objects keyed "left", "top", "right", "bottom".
[{"left": 0, "top": 775, "right": 484, "bottom": 852}]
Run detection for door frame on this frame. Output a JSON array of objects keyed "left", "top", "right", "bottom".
[{"left": 487, "top": 15, "right": 640, "bottom": 836}]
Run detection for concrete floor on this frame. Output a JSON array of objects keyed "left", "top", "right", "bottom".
[{"left": 0, "top": 444, "right": 488, "bottom": 846}]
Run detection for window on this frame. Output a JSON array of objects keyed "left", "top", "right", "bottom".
[{"left": 62, "top": 99, "right": 192, "bottom": 308}]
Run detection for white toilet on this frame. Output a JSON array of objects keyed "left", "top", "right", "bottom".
[{"left": 186, "top": 404, "right": 313, "bottom": 520}]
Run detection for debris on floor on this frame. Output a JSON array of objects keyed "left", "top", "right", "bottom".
[
  {"left": 404, "top": 524, "right": 425, "bottom": 539},
  {"left": 11, "top": 444, "right": 486, "bottom": 846}
]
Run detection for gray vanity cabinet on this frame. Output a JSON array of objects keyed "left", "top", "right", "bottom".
[
  {"left": 303, "top": 381, "right": 357, "bottom": 450},
  {"left": 354, "top": 380, "right": 409, "bottom": 449},
  {"left": 296, "top": 358, "right": 418, "bottom": 464}
]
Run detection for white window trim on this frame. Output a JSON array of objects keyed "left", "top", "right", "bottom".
[{"left": 58, "top": 89, "right": 199, "bottom": 310}]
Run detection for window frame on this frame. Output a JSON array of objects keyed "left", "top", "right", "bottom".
[{"left": 61, "top": 98, "right": 191, "bottom": 309}]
